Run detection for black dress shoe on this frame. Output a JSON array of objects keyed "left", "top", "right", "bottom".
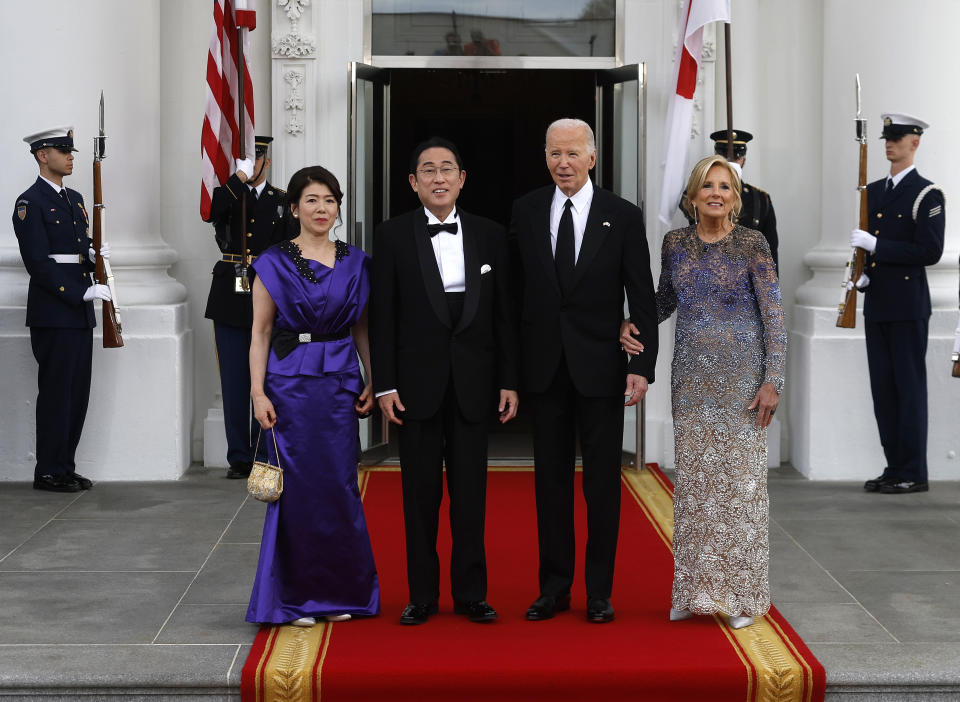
[
  {"left": 453, "top": 600, "right": 498, "bottom": 622},
  {"left": 525, "top": 594, "right": 571, "bottom": 621},
  {"left": 586, "top": 598, "right": 615, "bottom": 623},
  {"left": 71, "top": 472, "right": 93, "bottom": 490},
  {"left": 863, "top": 473, "right": 893, "bottom": 492},
  {"left": 33, "top": 474, "right": 82, "bottom": 493},
  {"left": 399, "top": 601, "right": 438, "bottom": 625},
  {"left": 226, "top": 462, "right": 252, "bottom": 479},
  {"left": 879, "top": 480, "right": 929, "bottom": 494}
]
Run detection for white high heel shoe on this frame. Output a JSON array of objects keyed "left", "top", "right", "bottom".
[
  {"left": 325, "top": 614, "right": 352, "bottom": 622},
  {"left": 669, "top": 608, "right": 693, "bottom": 621},
  {"left": 729, "top": 615, "right": 754, "bottom": 629},
  {"left": 290, "top": 616, "right": 317, "bottom": 627}
]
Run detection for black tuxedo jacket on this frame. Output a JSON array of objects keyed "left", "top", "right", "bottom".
[
  {"left": 370, "top": 207, "right": 519, "bottom": 423},
  {"left": 863, "top": 169, "right": 945, "bottom": 322},
  {"left": 509, "top": 184, "right": 658, "bottom": 396}
]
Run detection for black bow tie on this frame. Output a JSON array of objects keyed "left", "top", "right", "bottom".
[{"left": 427, "top": 222, "right": 458, "bottom": 237}]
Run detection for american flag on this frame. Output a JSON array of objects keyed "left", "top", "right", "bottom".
[{"left": 201, "top": 0, "right": 256, "bottom": 221}]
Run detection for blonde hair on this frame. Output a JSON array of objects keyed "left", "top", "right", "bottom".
[{"left": 682, "top": 155, "right": 742, "bottom": 223}]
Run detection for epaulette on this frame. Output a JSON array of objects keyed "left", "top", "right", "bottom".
[{"left": 912, "top": 185, "right": 945, "bottom": 221}]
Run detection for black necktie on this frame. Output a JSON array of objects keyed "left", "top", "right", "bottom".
[
  {"left": 885, "top": 178, "right": 893, "bottom": 194},
  {"left": 59, "top": 189, "right": 69, "bottom": 204},
  {"left": 250, "top": 187, "right": 258, "bottom": 201},
  {"left": 555, "top": 199, "right": 575, "bottom": 293},
  {"left": 427, "top": 221, "right": 458, "bottom": 237}
]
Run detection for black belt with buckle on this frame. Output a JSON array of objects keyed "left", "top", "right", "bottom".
[{"left": 271, "top": 327, "right": 350, "bottom": 360}]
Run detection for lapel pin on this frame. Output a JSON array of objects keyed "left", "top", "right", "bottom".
[
  {"left": 602, "top": 221, "right": 611, "bottom": 227},
  {"left": 480, "top": 264, "right": 492, "bottom": 274}
]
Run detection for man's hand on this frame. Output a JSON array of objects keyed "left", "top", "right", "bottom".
[
  {"left": 498, "top": 389, "right": 519, "bottom": 424},
  {"left": 236, "top": 158, "right": 254, "bottom": 183},
  {"left": 850, "top": 228, "right": 877, "bottom": 253},
  {"left": 619, "top": 320, "right": 644, "bottom": 356},
  {"left": 377, "top": 391, "right": 405, "bottom": 425},
  {"left": 845, "top": 273, "right": 871, "bottom": 291},
  {"left": 88, "top": 242, "right": 111, "bottom": 263},
  {"left": 623, "top": 374, "right": 648, "bottom": 407},
  {"left": 83, "top": 284, "right": 112, "bottom": 302}
]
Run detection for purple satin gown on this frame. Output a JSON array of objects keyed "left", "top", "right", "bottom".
[{"left": 246, "top": 240, "right": 380, "bottom": 624}]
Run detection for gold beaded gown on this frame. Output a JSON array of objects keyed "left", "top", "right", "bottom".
[{"left": 656, "top": 224, "right": 786, "bottom": 617}]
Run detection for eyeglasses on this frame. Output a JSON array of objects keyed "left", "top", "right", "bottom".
[{"left": 417, "top": 166, "right": 459, "bottom": 179}]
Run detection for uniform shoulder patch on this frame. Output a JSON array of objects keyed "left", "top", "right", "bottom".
[
  {"left": 912, "top": 185, "right": 945, "bottom": 221},
  {"left": 17, "top": 204, "right": 27, "bottom": 221}
]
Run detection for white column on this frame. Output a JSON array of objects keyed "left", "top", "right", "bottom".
[
  {"left": 790, "top": 0, "right": 960, "bottom": 479},
  {"left": 0, "top": 0, "right": 190, "bottom": 480}
]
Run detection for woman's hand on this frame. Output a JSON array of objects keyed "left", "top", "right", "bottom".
[
  {"left": 748, "top": 383, "right": 779, "bottom": 428},
  {"left": 253, "top": 393, "right": 277, "bottom": 429},
  {"left": 619, "top": 320, "right": 645, "bottom": 356},
  {"left": 355, "top": 382, "right": 374, "bottom": 417}
]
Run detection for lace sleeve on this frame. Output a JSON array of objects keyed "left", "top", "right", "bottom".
[
  {"left": 656, "top": 232, "right": 678, "bottom": 324},
  {"left": 747, "top": 232, "right": 787, "bottom": 393}
]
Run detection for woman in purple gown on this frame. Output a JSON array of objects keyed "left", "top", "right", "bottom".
[{"left": 246, "top": 166, "right": 379, "bottom": 626}]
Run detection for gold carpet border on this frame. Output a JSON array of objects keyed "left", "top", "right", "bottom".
[
  {"left": 622, "top": 468, "right": 811, "bottom": 702},
  {"left": 256, "top": 622, "right": 334, "bottom": 702}
]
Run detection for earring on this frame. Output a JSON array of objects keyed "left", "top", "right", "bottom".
[{"left": 693, "top": 207, "right": 699, "bottom": 225}]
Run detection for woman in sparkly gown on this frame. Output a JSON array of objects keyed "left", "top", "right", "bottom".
[
  {"left": 656, "top": 155, "right": 785, "bottom": 629},
  {"left": 246, "top": 166, "right": 379, "bottom": 626}
]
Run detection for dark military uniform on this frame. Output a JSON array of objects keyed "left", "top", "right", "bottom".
[
  {"left": 203, "top": 171, "right": 288, "bottom": 472},
  {"left": 738, "top": 181, "right": 778, "bottom": 273},
  {"left": 12, "top": 176, "right": 95, "bottom": 483},
  {"left": 862, "top": 168, "right": 945, "bottom": 486}
]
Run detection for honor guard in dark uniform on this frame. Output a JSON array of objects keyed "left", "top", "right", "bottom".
[
  {"left": 681, "top": 129, "right": 780, "bottom": 274},
  {"left": 12, "top": 126, "right": 112, "bottom": 492},
  {"left": 203, "top": 136, "right": 288, "bottom": 478},
  {"left": 850, "top": 113, "right": 945, "bottom": 494}
]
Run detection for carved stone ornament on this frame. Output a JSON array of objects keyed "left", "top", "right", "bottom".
[
  {"left": 283, "top": 69, "right": 305, "bottom": 136},
  {"left": 701, "top": 40, "right": 716, "bottom": 62},
  {"left": 272, "top": 31, "right": 316, "bottom": 58},
  {"left": 278, "top": 0, "right": 309, "bottom": 21}
]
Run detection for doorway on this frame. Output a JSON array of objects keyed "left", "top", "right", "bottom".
[{"left": 349, "top": 64, "right": 644, "bottom": 463}]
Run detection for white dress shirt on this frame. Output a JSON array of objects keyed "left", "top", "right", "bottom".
[
  {"left": 550, "top": 179, "right": 594, "bottom": 263},
  {"left": 39, "top": 174, "right": 67, "bottom": 197},
  {"left": 887, "top": 164, "right": 915, "bottom": 189},
  {"left": 425, "top": 206, "right": 466, "bottom": 292},
  {"left": 250, "top": 180, "right": 266, "bottom": 197}
]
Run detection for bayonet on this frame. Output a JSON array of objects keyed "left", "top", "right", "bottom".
[{"left": 94, "top": 91, "right": 107, "bottom": 161}]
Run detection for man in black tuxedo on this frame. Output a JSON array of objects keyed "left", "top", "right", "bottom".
[
  {"left": 510, "top": 118, "right": 657, "bottom": 623},
  {"left": 850, "top": 113, "right": 945, "bottom": 494},
  {"left": 370, "top": 137, "right": 519, "bottom": 625}
]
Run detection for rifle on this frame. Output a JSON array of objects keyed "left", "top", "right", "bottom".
[
  {"left": 93, "top": 91, "right": 124, "bottom": 348},
  {"left": 952, "top": 314, "right": 960, "bottom": 377},
  {"left": 837, "top": 74, "right": 868, "bottom": 329}
]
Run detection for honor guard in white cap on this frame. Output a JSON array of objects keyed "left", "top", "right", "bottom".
[
  {"left": 203, "top": 136, "right": 291, "bottom": 479},
  {"left": 849, "top": 112, "right": 945, "bottom": 494},
  {"left": 11, "top": 126, "right": 112, "bottom": 492}
]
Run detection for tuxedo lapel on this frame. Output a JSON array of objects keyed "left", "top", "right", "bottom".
[
  {"left": 572, "top": 187, "right": 608, "bottom": 288},
  {"left": 455, "top": 210, "right": 480, "bottom": 333},
  {"left": 413, "top": 213, "right": 452, "bottom": 328},
  {"left": 533, "top": 188, "right": 560, "bottom": 294}
]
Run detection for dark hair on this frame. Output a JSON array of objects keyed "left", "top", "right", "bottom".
[
  {"left": 408, "top": 137, "right": 463, "bottom": 174},
  {"left": 286, "top": 165, "right": 343, "bottom": 209}
]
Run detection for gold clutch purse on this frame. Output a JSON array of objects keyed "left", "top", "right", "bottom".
[{"left": 247, "top": 428, "right": 283, "bottom": 503}]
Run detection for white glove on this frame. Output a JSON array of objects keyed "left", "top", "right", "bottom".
[
  {"left": 83, "top": 284, "right": 112, "bottom": 302},
  {"left": 850, "top": 228, "right": 877, "bottom": 253},
  {"left": 88, "top": 242, "right": 111, "bottom": 263},
  {"left": 845, "top": 274, "right": 870, "bottom": 291},
  {"left": 236, "top": 158, "right": 254, "bottom": 182}
]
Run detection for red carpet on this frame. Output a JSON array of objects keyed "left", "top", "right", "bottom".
[{"left": 243, "top": 466, "right": 825, "bottom": 702}]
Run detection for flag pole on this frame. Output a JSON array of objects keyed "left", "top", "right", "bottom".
[
  {"left": 237, "top": 2, "right": 250, "bottom": 284},
  {"left": 724, "top": 22, "right": 734, "bottom": 160}
]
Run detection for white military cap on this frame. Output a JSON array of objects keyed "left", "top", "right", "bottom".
[
  {"left": 880, "top": 113, "right": 928, "bottom": 139},
  {"left": 23, "top": 126, "right": 78, "bottom": 152}
]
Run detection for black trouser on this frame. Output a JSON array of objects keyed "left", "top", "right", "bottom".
[
  {"left": 529, "top": 358, "right": 625, "bottom": 600},
  {"left": 30, "top": 327, "right": 92, "bottom": 479},
  {"left": 865, "top": 318, "right": 929, "bottom": 483},
  {"left": 213, "top": 323, "right": 263, "bottom": 466},
  {"left": 397, "top": 371, "right": 489, "bottom": 606}
]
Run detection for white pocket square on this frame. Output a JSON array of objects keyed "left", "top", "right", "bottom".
[{"left": 480, "top": 264, "right": 492, "bottom": 274}]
